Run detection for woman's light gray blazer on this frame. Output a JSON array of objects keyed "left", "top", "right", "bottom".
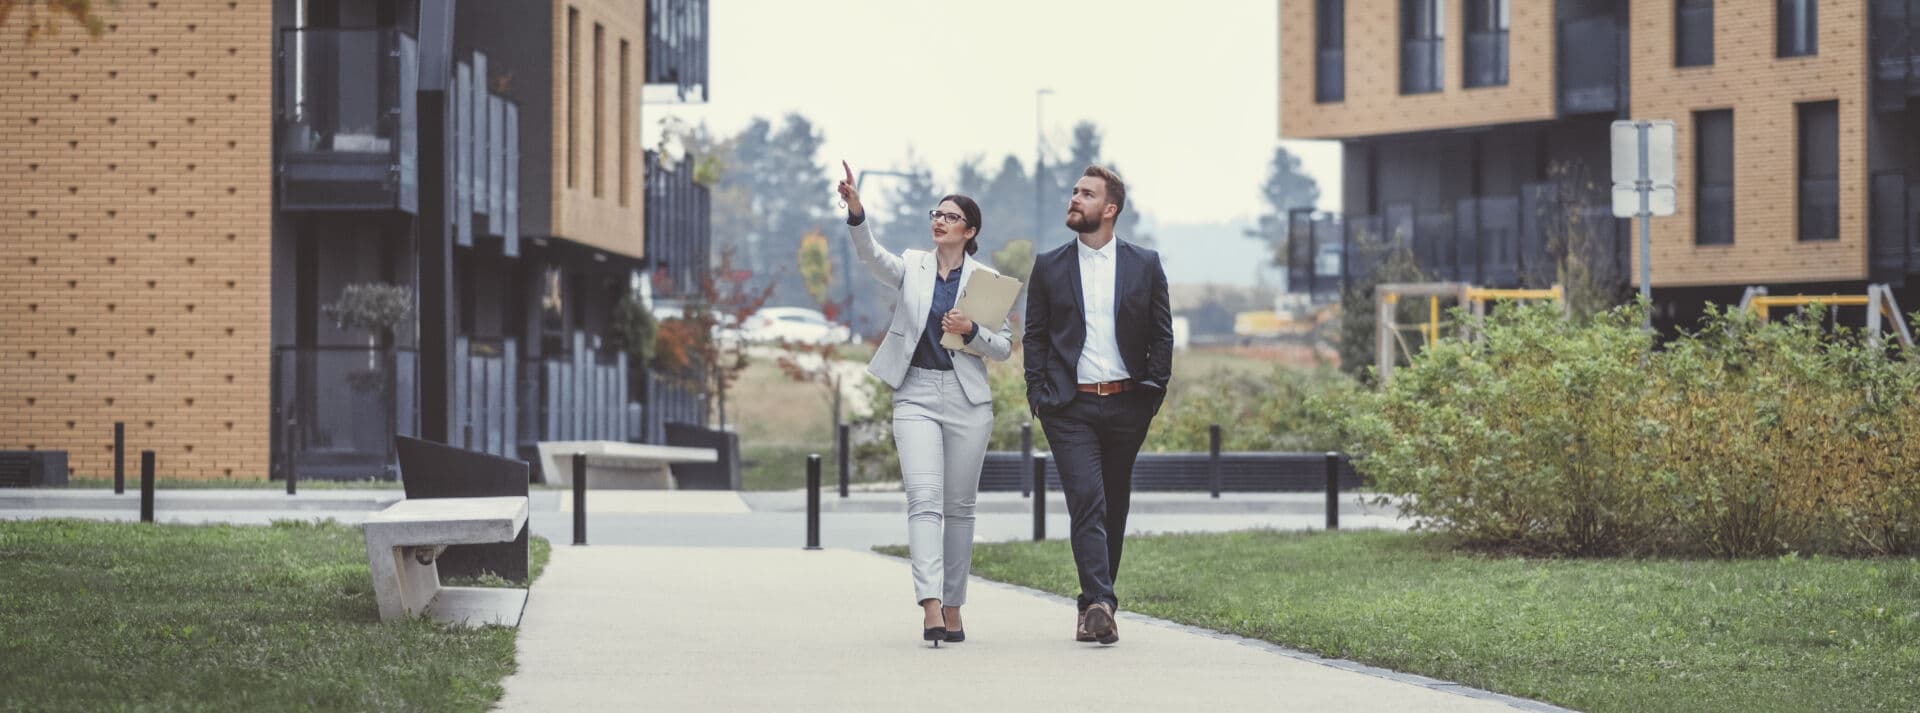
[{"left": 846, "top": 222, "right": 1014, "bottom": 406}]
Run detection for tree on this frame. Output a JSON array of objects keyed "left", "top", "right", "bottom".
[
  {"left": 1255, "top": 146, "right": 1323, "bottom": 260},
  {"left": 321, "top": 282, "right": 412, "bottom": 477},
  {"left": 0, "top": 0, "right": 108, "bottom": 43},
  {"left": 706, "top": 114, "right": 831, "bottom": 308},
  {"left": 796, "top": 230, "right": 834, "bottom": 315},
  {"left": 650, "top": 245, "right": 776, "bottom": 428}
]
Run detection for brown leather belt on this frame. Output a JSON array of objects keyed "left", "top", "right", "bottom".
[{"left": 1076, "top": 380, "right": 1135, "bottom": 396}]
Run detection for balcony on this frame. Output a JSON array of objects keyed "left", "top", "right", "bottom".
[
  {"left": 1872, "top": 0, "right": 1920, "bottom": 112},
  {"left": 1870, "top": 172, "right": 1913, "bottom": 282},
  {"left": 647, "top": 0, "right": 709, "bottom": 101},
  {"left": 644, "top": 150, "right": 713, "bottom": 299},
  {"left": 1558, "top": 15, "right": 1621, "bottom": 114},
  {"left": 1464, "top": 30, "right": 1508, "bottom": 87},
  {"left": 454, "top": 51, "right": 521, "bottom": 254},
  {"left": 1400, "top": 37, "right": 1443, "bottom": 94},
  {"left": 1316, "top": 48, "right": 1344, "bottom": 102},
  {"left": 276, "top": 28, "right": 417, "bottom": 212}
]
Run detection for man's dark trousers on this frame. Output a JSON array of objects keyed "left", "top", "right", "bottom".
[{"left": 1042, "top": 388, "right": 1155, "bottom": 612}]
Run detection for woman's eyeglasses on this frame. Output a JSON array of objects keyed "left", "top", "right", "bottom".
[{"left": 928, "top": 210, "right": 968, "bottom": 226}]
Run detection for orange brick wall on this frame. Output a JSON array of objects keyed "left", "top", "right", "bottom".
[
  {"left": 1280, "top": 0, "right": 1559, "bottom": 141},
  {"left": 551, "top": 1, "right": 646, "bottom": 259},
  {"left": 0, "top": 0, "right": 273, "bottom": 479},
  {"left": 1629, "top": 0, "right": 1869, "bottom": 287}
]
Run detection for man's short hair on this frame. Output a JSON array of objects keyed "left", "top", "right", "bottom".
[{"left": 1083, "top": 165, "right": 1126, "bottom": 217}]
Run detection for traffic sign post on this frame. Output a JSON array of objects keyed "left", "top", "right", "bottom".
[{"left": 1611, "top": 120, "right": 1676, "bottom": 331}]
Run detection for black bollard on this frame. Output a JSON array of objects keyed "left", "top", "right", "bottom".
[
  {"left": 1325, "top": 451, "right": 1340, "bottom": 531},
  {"left": 1208, "top": 424, "right": 1222, "bottom": 499},
  {"left": 113, "top": 422, "right": 125, "bottom": 495},
  {"left": 806, "top": 454, "right": 822, "bottom": 550},
  {"left": 285, "top": 414, "right": 298, "bottom": 495},
  {"left": 837, "top": 424, "right": 850, "bottom": 498},
  {"left": 1020, "top": 423, "right": 1033, "bottom": 498},
  {"left": 1032, "top": 455, "right": 1047, "bottom": 541},
  {"left": 572, "top": 453, "right": 587, "bottom": 545},
  {"left": 139, "top": 450, "right": 155, "bottom": 523}
]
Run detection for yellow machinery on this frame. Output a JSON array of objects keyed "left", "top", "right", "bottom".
[
  {"left": 1374, "top": 282, "right": 1565, "bottom": 382},
  {"left": 1736, "top": 284, "right": 1914, "bottom": 349}
]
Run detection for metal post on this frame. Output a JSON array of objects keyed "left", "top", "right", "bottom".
[
  {"left": 805, "top": 454, "right": 822, "bottom": 550},
  {"left": 1325, "top": 451, "right": 1340, "bottom": 531},
  {"left": 139, "top": 450, "right": 155, "bottom": 523},
  {"left": 572, "top": 453, "right": 587, "bottom": 545},
  {"left": 1638, "top": 121, "right": 1652, "bottom": 331},
  {"left": 113, "top": 422, "right": 124, "bottom": 495},
  {"left": 1208, "top": 424, "right": 1223, "bottom": 499},
  {"left": 1032, "top": 455, "right": 1048, "bottom": 541},
  {"left": 285, "top": 413, "right": 298, "bottom": 495},
  {"left": 837, "top": 424, "right": 850, "bottom": 498},
  {"left": 1019, "top": 423, "right": 1033, "bottom": 498}
]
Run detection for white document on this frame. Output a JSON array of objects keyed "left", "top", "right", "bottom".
[{"left": 940, "top": 271, "right": 1024, "bottom": 353}]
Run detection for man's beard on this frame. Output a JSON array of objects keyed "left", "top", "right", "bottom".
[{"left": 1064, "top": 209, "right": 1101, "bottom": 234}]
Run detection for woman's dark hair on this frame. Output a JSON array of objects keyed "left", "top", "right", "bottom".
[{"left": 940, "top": 193, "right": 982, "bottom": 255}]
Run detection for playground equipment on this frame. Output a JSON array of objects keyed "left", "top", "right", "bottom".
[
  {"left": 1736, "top": 284, "right": 1914, "bottom": 349},
  {"left": 1374, "top": 282, "right": 1565, "bottom": 383}
]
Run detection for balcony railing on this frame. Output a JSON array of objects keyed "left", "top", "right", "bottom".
[
  {"left": 1401, "top": 37, "right": 1443, "bottom": 94},
  {"left": 1872, "top": 0, "right": 1920, "bottom": 112},
  {"left": 276, "top": 28, "right": 417, "bottom": 212},
  {"left": 1800, "top": 178, "right": 1840, "bottom": 242},
  {"left": 1316, "top": 48, "right": 1344, "bottom": 102},
  {"left": 647, "top": 0, "right": 709, "bottom": 101},
  {"left": 644, "top": 150, "right": 713, "bottom": 300},
  {"left": 1464, "top": 30, "right": 1508, "bottom": 87},
  {"left": 1696, "top": 183, "right": 1735, "bottom": 246},
  {"left": 1871, "top": 172, "right": 1910, "bottom": 281},
  {"left": 1558, "top": 16, "right": 1621, "bottom": 114}
]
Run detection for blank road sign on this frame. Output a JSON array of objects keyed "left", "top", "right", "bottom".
[
  {"left": 1613, "top": 185, "right": 1676, "bottom": 218},
  {"left": 1611, "top": 120, "right": 1676, "bottom": 186}
]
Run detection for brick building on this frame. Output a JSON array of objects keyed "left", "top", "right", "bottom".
[
  {"left": 1, "top": 0, "right": 712, "bottom": 481},
  {"left": 1279, "top": 0, "right": 1920, "bottom": 330}
]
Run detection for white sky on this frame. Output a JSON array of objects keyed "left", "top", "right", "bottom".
[{"left": 645, "top": 0, "right": 1342, "bottom": 227}]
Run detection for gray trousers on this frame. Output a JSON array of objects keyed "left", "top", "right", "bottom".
[{"left": 893, "top": 367, "right": 993, "bottom": 606}]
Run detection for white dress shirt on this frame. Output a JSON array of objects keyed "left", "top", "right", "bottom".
[{"left": 1075, "top": 237, "right": 1131, "bottom": 384}]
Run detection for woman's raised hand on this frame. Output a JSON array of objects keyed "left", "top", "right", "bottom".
[{"left": 837, "top": 160, "right": 863, "bottom": 217}]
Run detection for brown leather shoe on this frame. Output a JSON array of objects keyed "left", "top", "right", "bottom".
[
  {"left": 1075, "top": 608, "right": 1096, "bottom": 642},
  {"left": 1084, "top": 602, "right": 1118, "bottom": 645}
]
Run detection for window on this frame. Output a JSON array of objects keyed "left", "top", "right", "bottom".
[
  {"left": 1464, "top": 0, "right": 1508, "bottom": 87},
  {"left": 593, "top": 22, "right": 604, "bottom": 198},
  {"left": 1676, "top": 0, "right": 1713, "bottom": 67},
  {"left": 1797, "top": 101, "right": 1838, "bottom": 242},
  {"left": 1694, "top": 109, "right": 1733, "bottom": 246},
  {"left": 1777, "top": 0, "right": 1816, "bottom": 58},
  {"left": 1315, "top": 0, "right": 1344, "bottom": 102},
  {"left": 619, "top": 38, "right": 630, "bottom": 207},
  {"left": 1401, "top": 0, "right": 1443, "bottom": 94},
  {"left": 566, "top": 6, "right": 578, "bottom": 189}
]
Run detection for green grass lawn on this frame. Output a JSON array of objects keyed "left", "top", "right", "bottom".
[
  {"left": 916, "top": 530, "right": 1920, "bottom": 713},
  {"left": 0, "top": 519, "right": 551, "bottom": 712}
]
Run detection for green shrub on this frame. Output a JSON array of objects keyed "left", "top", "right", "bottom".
[
  {"left": 1147, "top": 365, "right": 1360, "bottom": 453},
  {"left": 1342, "top": 301, "right": 1920, "bottom": 557}
]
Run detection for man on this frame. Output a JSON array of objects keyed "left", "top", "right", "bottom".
[{"left": 1023, "top": 165, "right": 1173, "bottom": 645}]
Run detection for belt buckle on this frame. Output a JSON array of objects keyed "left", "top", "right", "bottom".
[{"left": 1097, "top": 381, "right": 1118, "bottom": 396}]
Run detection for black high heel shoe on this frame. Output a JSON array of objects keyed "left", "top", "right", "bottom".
[
  {"left": 923, "top": 626, "right": 947, "bottom": 647},
  {"left": 943, "top": 628, "right": 965, "bottom": 643}
]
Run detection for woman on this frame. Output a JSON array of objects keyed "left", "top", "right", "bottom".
[{"left": 837, "top": 160, "right": 1014, "bottom": 647}]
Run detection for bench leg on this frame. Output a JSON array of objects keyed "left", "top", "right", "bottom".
[{"left": 365, "top": 539, "right": 443, "bottom": 622}]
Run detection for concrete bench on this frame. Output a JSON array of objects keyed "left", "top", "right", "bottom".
[
  {"left": 535, "top": 441, "right": 718, "bottom": 489},
  {"left": 362, "top": 496, "right": 529, "bottom": 627}
]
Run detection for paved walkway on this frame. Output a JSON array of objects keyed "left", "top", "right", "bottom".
[{"left": 494, "top": 546, "right": 1563, "bottom": 712}]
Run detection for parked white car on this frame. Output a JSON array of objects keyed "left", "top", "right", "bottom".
[
  {"left": 743, "top": 307, "right": 852, "bottom": 346},
  {"left": 651, "top": 299, "right": 744, "bottom": 350}
]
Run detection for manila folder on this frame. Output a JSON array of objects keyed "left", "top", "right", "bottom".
[{"left": 940, "top": 271, "right": 1024, "bottom": 353}]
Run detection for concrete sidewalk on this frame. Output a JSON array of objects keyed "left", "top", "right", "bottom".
[{"left": 494, "top": 546, "right": 1565, "bottom": 713}]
